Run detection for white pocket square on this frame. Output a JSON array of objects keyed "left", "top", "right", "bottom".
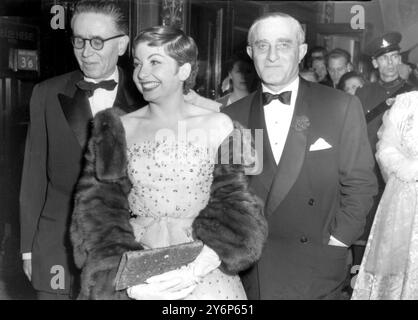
[{"left": 309, "top": 138, "right": 332, "bottom": 151}]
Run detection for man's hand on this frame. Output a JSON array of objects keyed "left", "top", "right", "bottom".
[{"left": 23, "top": 259, "right": 32, "bottom": 281}]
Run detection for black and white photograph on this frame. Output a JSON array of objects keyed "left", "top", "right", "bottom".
[{"left": 1, "top": 0, "right": 418, "bottom": 302}]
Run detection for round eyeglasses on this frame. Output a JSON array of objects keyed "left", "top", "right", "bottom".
[{"left": 71, "top": 34, "right": 125, "bottom": 51}]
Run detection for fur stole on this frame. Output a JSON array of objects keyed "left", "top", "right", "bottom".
[{"left": 70, "top": 108, "right": 267, "bottom": 300}]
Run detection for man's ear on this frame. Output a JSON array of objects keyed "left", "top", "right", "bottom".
[
  {"left": 347, "top": 62, "right": 354, "bottom": 72},
  {"left": 179, "top": 62, "right": 191, "bottom": 81},
  {"left": 118, "top": 35, "right": 130, "bottom": 56},
  {"left": 372, "top": 58, "right": 378, "bottom": 69},
  {"left": 247, "top": 45, "right": 253, "bottom": 59},
  {"left": 298, "top": 43, "right": 308, "bottom": 63}
]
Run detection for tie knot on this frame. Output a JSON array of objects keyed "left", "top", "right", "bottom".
[
  {"left": 262, "top": 91, "right": 292, "bottom": 106},
  {"left": 76, "top": 79, "right": 117, "bottom": 97}
]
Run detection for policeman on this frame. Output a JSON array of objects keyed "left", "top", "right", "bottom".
[
  {"left": 353, "top": 32, "right": 416, "bottom": 273},
  {"left": 358, "top": 32, "right": 415, "bottom": 128}
]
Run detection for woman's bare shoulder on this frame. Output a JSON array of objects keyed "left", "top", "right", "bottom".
[
  {"left": 200, "top": 112, "right": 234, "bottom": 148},
  {"left": 121, "top": 106, "right": 150, "bottom": 139},
  {"left": 121, "top": 106, "right": 148, "bottom": 124}
]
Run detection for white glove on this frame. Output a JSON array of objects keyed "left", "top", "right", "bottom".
[
  {"left": 127, "top": 278, "right": 197, "bottom": 300},
  {"left": 146, "top": 245, "right": 221, "bottom": 291}
]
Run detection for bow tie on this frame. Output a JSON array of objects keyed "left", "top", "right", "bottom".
[
  {"left": 76, "top": 79, "right": 117, "bottom": 97},
  {"left": 262, "top": 91, "right": 292, "bottom": 106}
]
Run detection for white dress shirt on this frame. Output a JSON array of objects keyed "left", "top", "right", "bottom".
[
  {"left": 263, "top": 77, "right": 347, "bottom": 248},
  {"left": 86, "top": 68, "right": 119, "bottom": 116},
  {"left": 263, "top": 77, "right": 299, "bottom": 165},
  {"left": 21, "top": 69, "right": 120, "bottom": 260}
]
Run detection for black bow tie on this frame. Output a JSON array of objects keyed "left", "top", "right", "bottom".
[
  {"left": 262, "top": 91, "right": 292, "bottom": 106},
  {"left": 76, "top": 79, "right": 117, "bottom": 97}
]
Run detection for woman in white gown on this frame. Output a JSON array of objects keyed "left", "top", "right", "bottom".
[
  {"left": 70, "top": 26, "right": 267, "bottom": 300},
  {"left": 352, "top": 91, "right": 418, "bottom": 300}
]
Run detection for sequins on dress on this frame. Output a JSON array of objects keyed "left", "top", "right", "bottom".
[
  {"left": 126, "top": 138, "right": 247, "bottom": 300},
  {"left": 352, "top": 91, "right": 418, "bottom": 299}
]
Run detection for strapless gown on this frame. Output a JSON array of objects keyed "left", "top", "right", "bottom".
[{"left": 126, "top": 139, "right": 247, "bottom": 300}]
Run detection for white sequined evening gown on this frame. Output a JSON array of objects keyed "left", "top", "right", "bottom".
[
  {"left": 126, "top": 138, "right": 247, "bottom": 300},
  {"left": 352, "top": 91, "right": 418, "bottom": 300}
]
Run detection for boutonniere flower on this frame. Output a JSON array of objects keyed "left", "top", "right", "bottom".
[
  {"left": 293, "top": 115, "right": 310, "bottom": 132},
  {"left": 386, "top": 97, "right": 396, "bottom": 106}
]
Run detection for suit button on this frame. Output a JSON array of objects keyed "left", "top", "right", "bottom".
[
  {"left": 308, "top": 198, "right": 315, "bottom": 206},
  {"left": 300, "top": 236, "right": 308, "bottom": 243}
]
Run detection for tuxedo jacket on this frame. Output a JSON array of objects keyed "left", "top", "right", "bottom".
[
  {"left": 19, "top": 68, "right": 145, "bottom": 294},
  {"left": 222, "top": 78, "right": 377, "bottom": 299}
]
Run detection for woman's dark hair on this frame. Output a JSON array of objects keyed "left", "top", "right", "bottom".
[
  {"left": 222, "top": 51, "right": 258, "bottom": 92},
  {"left": 133, "top": 26, "right": 198, "bottom": 94},
  {"left": 306, "top": 46, "right": 327, "bottom": 68},
  {"left": 357, "top": 54, "right": 377, "bottom": 83},
  {"left": 71, "top": 0, "right": 128, "bottom": 34},
  {"left": 224, "top": 52, "right": 252, "bottom": 74},
  {"left": 337, "top": 71, "right": 365, "bottom": 91}
]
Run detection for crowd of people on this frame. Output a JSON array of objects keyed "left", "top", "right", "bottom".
[{"left": 17, "top": 0, "right": 418, "bottom": 300}]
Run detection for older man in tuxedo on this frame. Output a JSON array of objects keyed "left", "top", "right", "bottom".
[
  {"left": 19, "top": 0, "right": 145, "bottom": 299},
  {"left": 222, "top": 12, "right": 377, "bottom": 299}
]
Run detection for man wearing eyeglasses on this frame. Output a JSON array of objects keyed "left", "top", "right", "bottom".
[
  {"left": 223, "top": 12, "right": 377, "bottom": 299},
  {"left": 353, "top": 32, "right": 416, "bottom": 286},
  {"left": 19, "top": 0, "right": 145, "bottom": 300}
]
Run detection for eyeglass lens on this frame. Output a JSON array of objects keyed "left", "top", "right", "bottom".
[{"left": 72, "top": 37, "right": 104, "bottom": 50}]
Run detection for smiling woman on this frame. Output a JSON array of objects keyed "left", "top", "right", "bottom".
[
  {"left": 132, "top": 26, "right": 199, "bottom": 96},
  {"left": 70, "top": 25, "right": 267, "bottom": 300}
]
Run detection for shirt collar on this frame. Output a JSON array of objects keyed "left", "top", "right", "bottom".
[
  {"left": 84, "top": 67, "right": 119, "bottom": 84},
  {"left": 262, "top": 76, "right": 299, "bottom": 105}
]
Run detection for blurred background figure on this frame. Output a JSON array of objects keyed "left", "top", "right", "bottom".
[
  {"left": 305, "top": 46, "right": 327, "bottom": 68},
  {"left": 326, "top": 48, "right": 353, "bottom": 88},
  {"left": 217, "top": 52, "right": 258, "bottom": 108},
  {"left": 312, "top": 58, "right": 332, "bottom": 86},
  {"left": 357, "top": 54, "right": 379, "bottom": 84},
  {"left": 410, "top": 63, "right": 418, "bottom": 87},
  {"left": 398, "top": 61, "right": 418, "bottom": 87},
  {"left": 397, "top": 62, "right": 412, "bottom": 81},
  {"left": 337, "top": 71, "right": 365, "bottom": 95},
  {"left": 305, "top": 46, "right": 332, "bottom": 86}
]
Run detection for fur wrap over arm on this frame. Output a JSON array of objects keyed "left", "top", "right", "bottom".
[
  {"left": 71, "top": 108, "right": 267, "bottom": 299},
  {"left": 192, "top": 122, "right": 267, "bottom": 274},
  {"left": 70, "top": 108, "right": 143, "bottom": 300}
]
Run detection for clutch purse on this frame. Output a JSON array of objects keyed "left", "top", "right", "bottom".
[{"left": 115, "top": 240, "right": 204, "bottom": 290}]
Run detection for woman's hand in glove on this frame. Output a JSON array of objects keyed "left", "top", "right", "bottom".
[
  {"left": 127, "top": 277, "right": 197, "bottom": 300},
  {"left": 145, "top": 245, "right": 221, "bottom": 292}
]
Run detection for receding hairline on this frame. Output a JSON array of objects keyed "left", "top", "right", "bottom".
[{"left": 247, "top": 13, "right": 305, "bottom": 45}]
